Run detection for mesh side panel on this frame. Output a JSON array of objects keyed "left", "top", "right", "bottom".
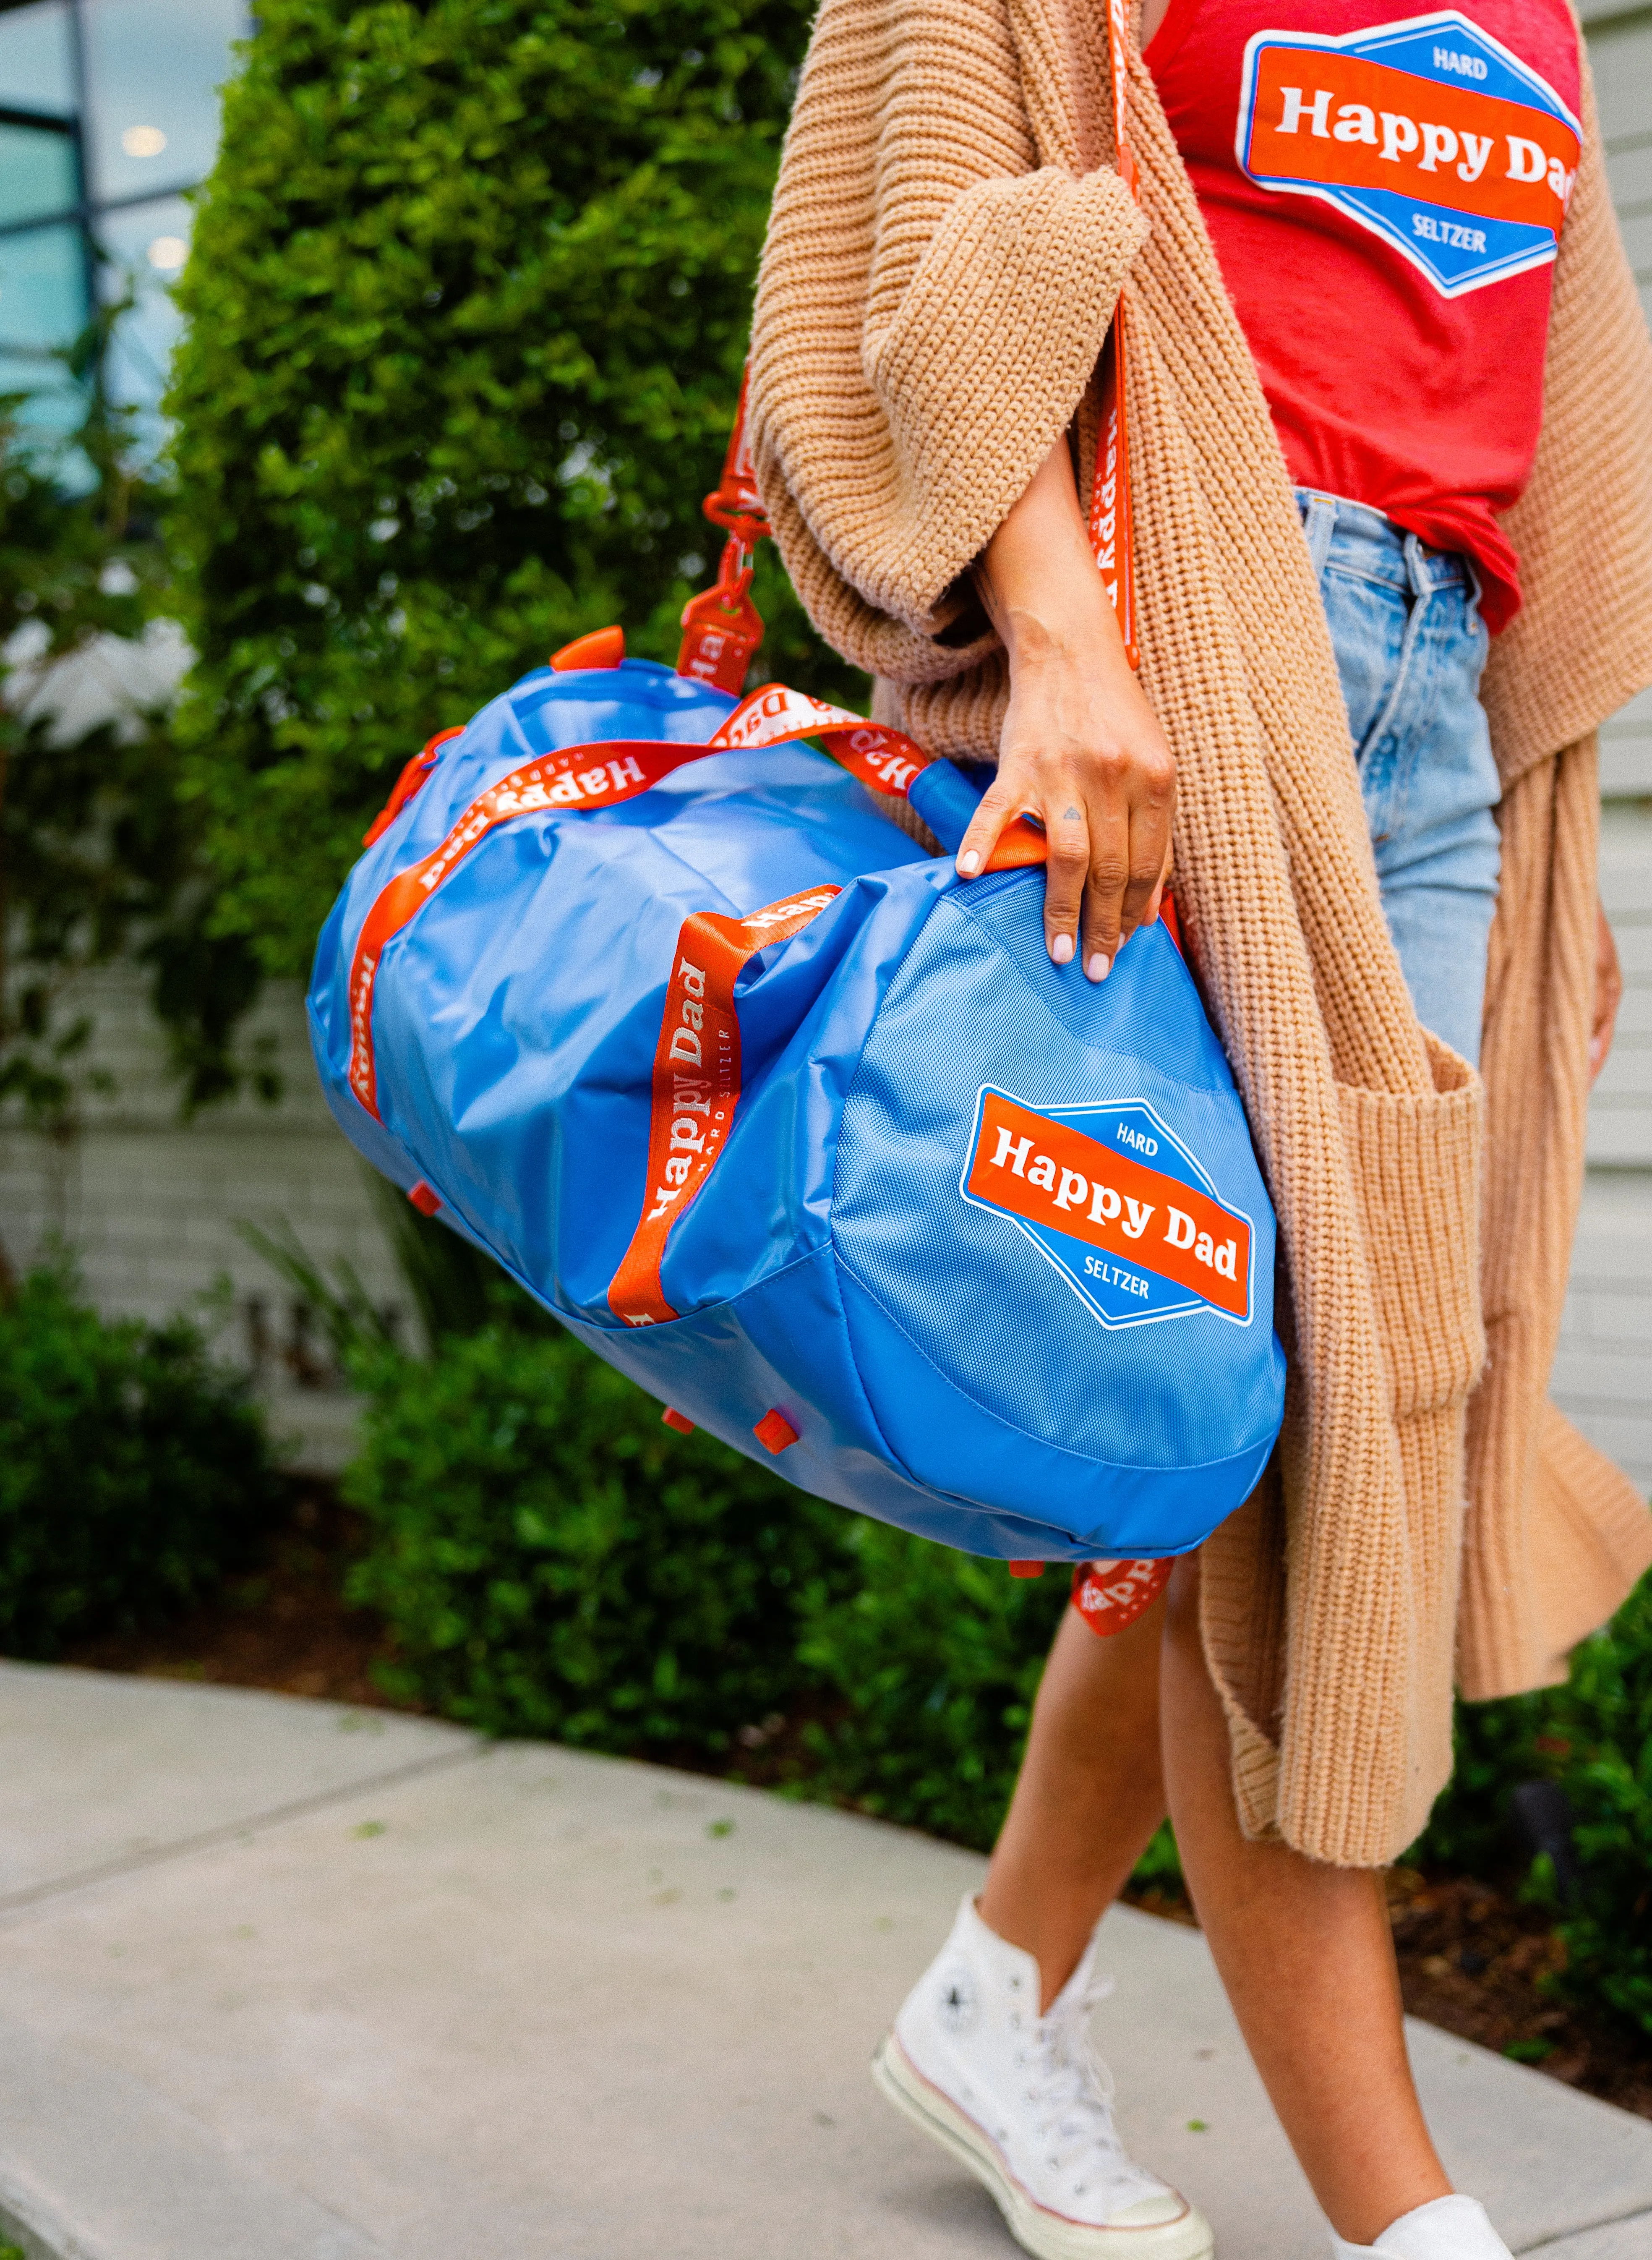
[{"left": 832, "top": 878, "right": 1282, "bottom": 1471}]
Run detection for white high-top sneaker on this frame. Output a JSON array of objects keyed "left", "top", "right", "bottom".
[
  {"left": 1330, "top": 2195, "right": 1514, "bottom": 2259},
  {"left": 873, "top": 1895, "right": 1214, "bottom": 2260}
]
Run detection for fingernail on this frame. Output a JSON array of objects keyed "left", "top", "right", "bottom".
[
  {"left": 1051, "top": 933, "right": 1074, "bottom": 965},
  {"left": 1087, "top": 952, "right": 1110, "bottom": 982},
  {"left": 957, "top": 849, "right": 980, "bottom": 875}
]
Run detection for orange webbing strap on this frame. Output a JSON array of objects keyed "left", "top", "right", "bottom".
[
  {"left": 607, "top": 884, "right": 840, "bottom": 1325},
  {"left": 678, "top": 367, "right": 772, "bottom": 692},
  {"left": 712, "top": 685, "right": 1045, "bottom": 867},
  {"left": 1091, "top": 0, "right": 1140, "bottom": 668},
  {"left": 346, "top": 736, "right": 717, "bottom": 1120},
  {"left": 701, "top": 365, "right": 769, "bottom": 547},
  {"left": 345, "top": 684, "right": 1047, "bottom": 1123},
  {"left": 362, "top": 727, "right": 465, "bottom": 848},
  {"left": 1071, "top": 1557, "right": 1173, "bottom": 1636}
]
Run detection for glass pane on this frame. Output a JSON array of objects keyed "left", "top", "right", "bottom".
[
  {"left": 0, "top": 218, "right": 86, "bottom": 354},
  {"left": 82, "top": 0, "right": 248, "bottom": 203},
  {"left": 0, "top": 2, "right": 75, "bottom": 120},
  {"left": 95, "top": 191, "right": 185, "bottom": 447},
  {"left": 0, "top": 116, "right": 78, "bottom": 229}
]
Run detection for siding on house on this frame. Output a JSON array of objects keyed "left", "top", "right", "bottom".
[
  {"left": 1558, "top": 3, "right": 1652, "bottom": 1490},
  {"left": 0, "top": 972, "right": 401, "bottom": 1468}
]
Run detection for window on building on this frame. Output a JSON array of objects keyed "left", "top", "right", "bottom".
[{"left": 0, "top": 0, "right": 248, "bottom": 445}]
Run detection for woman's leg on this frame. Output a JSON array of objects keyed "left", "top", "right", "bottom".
[
  {"left": 1161, "top": 1554, "right": 1451, "bottom": 2246},
  {"left": 979, "top": 1592, "right": 1169, "bottom": 2010}
]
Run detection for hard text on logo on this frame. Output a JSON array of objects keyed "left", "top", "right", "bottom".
[
  {"left": 961, "top": 1091, "right": 1252, "bottom": 1325},
  {"left": 1236, "top": 12, "right": 1580, "bottom": 296}
]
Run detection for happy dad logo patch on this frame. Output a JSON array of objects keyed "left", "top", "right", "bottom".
[
  {"left": 1236, "top": 9, "right": 1581, "bottom": 296},
  {"left": 960, "top": 1090, "right": 1256, "bottom": 1330}
]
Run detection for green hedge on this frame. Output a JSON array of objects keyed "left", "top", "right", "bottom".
[
  {"left": 168, "top": 0, "right": 854, "bottom": 982},
  {"left": 342, "top": 1319, "right": 856, "bottom": 1748},
  {"left": 1416, "top": 1576, "right": 1652, "bottom": 2040},
  {"left": 342, "top": 1317, "right": 1071, "bottom": 1831},
  {"left": 344, "top": 1313, "right": 1652, "bottom": 2037},
  {"left": 797, "top": 1519, "right": 1070, "bottom": 1847},
  {"left": 0, "top": 1266, "right": 282, "bottom": 1655}
]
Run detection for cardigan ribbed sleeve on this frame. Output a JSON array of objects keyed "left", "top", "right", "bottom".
[{"left": 749, "top": 0, "right": 1146, "bottom": 664}]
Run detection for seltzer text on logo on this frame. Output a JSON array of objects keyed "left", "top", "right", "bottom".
[
  {"left": 1235, "top": 10, "right": 1581, "bottom": 297},
  {"left": 960, "top": 1089, "right": 1255, "bottom": 1328}
]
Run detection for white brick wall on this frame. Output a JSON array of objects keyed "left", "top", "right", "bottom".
[{"left": 0, "top": 969, "right": 400, "bottom": 1471}]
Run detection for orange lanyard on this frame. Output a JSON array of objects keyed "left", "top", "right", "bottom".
[{"left": 1090, "top": 0, "right": 1140, "bottom": 668}]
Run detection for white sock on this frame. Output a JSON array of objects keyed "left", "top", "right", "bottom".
[{"left": 1329, "top": 2194, "right": 1514, "bottom": 2260}]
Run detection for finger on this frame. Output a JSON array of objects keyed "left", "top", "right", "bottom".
[
  {"left": 1080, "top": 805, "right": 1131, "bottom": 980},
  {"left": 1043, "top": 794, "right": 1090, "bottom": 964},
  {"left": 1117, "top": 794, "right": 1173, "bottom": 946},
  {"left": 955, "top": 775, "right": 1030, "bottom": 879}
]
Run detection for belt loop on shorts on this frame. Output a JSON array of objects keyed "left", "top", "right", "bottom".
[
  {"left": 1302, "top": 491, "right": 1337, "bottom": 581},
  {"left": 1402, "top": 530, "right": 1435, "bottom": 601}
]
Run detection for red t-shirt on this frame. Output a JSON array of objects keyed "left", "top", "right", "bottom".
[{"left": 1145, "top": 0, "right": 1582, "bottom": 629}]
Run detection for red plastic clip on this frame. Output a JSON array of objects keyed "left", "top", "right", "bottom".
[
  {"left": 1008, "top": 1561, "right": 1046, "bottom": 1579},
  {"left": 407, "top": 1181, "right": 442, "bottom": 1217},
  {"left": 676, "top": 536, "right": 765, "bottom": 695},
  {"left": 661, "top": 1407, "right": 696, "bottom": 1435},
  {"left": 753, "top": 1408, "right": 798, "bottom": 1455}
]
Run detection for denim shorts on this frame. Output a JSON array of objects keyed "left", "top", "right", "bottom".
[{"left": 1297, "top": 489, "right": 1503, "bottom": 1066}]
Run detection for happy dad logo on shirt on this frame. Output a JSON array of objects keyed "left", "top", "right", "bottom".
[
  {"left": 960, "top": 1089, "right": 1257, "bottom": 1330},
  {"left": 1235, "top": 8, "right": 1581, "bottom": 296}
]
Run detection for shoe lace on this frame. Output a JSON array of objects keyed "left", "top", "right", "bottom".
[{"left": 1017, "top": 1972, "right": 1157, "bottom": 2203}]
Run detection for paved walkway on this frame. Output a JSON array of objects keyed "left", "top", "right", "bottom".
[{"left": 0, "top": 1663, "right": 1648, "bottom": 2260}]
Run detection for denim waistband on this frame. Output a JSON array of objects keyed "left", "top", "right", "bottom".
[{"left": 1294, "top": 487, "right": 1472, "bottom": 599}]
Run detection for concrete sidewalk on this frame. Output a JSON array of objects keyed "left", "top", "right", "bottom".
[{"left": 0, "top": 1663, "right": 1648, "bottom": 2260}]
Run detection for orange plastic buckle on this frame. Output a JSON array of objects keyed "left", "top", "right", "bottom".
[
  {"left": 661, "top": 1407, "right": 696, "bottom": 1435},
  {"left": 676, "top": 536, "right": 764, "bottom": 695},
  {"left": 407, "top": 1180, "right": 442, "bottom": 1217},
  {"left": 753, "top": 1408, "right": 798, "bottom": 1455},
  {"left": 551, "top": 624, "right": 625, "bottom": 672}
]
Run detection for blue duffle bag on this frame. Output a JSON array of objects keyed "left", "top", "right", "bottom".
[{"left": 308, "top": 639, "right": 1285, "bottom": 1563}]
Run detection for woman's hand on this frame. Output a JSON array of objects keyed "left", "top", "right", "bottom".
[
  {"left": 1590, "top": 900, "right": 1623, "bottom": 1085},
  {"left": 958, "top": 439, "right": 1175, "bottom": 981}
]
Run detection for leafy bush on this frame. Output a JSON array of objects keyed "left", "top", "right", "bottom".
[
  {"left": 169, "top": 0, "right": 857, "bottom": 981},
  {"left": 0, "top": 1265, "right": 282, "bottom": 1655},
  {"left": 1535, "top": 1577, "right": 1652, "bottom": 2036},
  {"left": 0, "top": 377, "right": 267, "bottom": 1129},
  {"left": 1416, "top": 1569, "right": 1652, "bottom": 2042},
  {"left": 795, "top": 1521, "right": 1070, "bottom": 1849},
  {"left": 342, "top": 1319, "right": 856, "bottom": 1748}
]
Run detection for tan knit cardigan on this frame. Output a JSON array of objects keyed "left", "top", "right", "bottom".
[{"left": 749, "top": 0, "right": 1652, "bottom": 1864}]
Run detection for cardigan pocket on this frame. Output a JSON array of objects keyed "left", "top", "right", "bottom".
[{"left": 1336, "top": 1033, "right": 1485, "bottom": 1421}]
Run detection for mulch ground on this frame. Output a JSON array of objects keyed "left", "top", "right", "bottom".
[
  {"left": 59, "top": 1482, "right": 1652, "bottom": 2122},
  {"left": 65, "top": 1480, "right": 400, "bottom": 1711}
]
